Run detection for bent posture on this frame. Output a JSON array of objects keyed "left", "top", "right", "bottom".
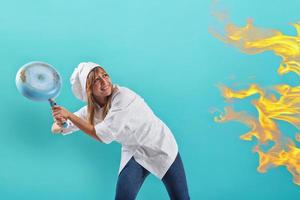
[{"left": 51, "top": 62, "right": 190, "bottom": 200}]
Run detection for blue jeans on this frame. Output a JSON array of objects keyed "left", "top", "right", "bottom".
[{"left": 115, "top": 153, "right": 190, "bottom": 200}]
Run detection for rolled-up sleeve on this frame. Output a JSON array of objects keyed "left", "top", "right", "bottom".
[
  {"left": 94, "top": 87, "right": 136, "bottom": 144},
  {"left": 94, "top": 120, "right": 115, "bottom": 144},
  {"left": 94, "top": 105, "right": 123, "bottom": 144}
]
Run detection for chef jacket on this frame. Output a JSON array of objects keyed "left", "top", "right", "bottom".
[{"left": 61, "top": 85, "right": 178, "bottom": 179}]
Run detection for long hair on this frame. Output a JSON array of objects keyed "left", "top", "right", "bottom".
[{"left": 85, "top": 67, "right": 115, "bottom": 125}]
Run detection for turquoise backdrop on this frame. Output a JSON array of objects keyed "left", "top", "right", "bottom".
[{"left": 1, "top": 0, "right": 300, "bottom": 199}]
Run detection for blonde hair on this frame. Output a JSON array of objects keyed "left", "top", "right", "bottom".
[{"left": 85, "top": 67, "right": 115, "bottom": 125}]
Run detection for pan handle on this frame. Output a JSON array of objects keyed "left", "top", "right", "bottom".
[{"left": 49, "top": 99, "right": 68, "bottom": 128}]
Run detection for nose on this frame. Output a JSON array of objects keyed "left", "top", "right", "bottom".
[
  {"left": 99, "top": 77, "right": 111, "bottom": 87},
  {"left": 99, "top": 77, "right": 108, "bottom": 85}
]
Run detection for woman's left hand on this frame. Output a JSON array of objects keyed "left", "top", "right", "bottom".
[{"left": 51, "top": 105, "right": 71, "bottom": 123}]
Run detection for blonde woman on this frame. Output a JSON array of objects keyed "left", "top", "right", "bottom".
[{"left": 51, "top": 62, "right": 190, "bottom": 200}]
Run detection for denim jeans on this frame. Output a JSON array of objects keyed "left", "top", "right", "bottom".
[{"left": 115, "top": 153, "right": 190, "bottom": 200}]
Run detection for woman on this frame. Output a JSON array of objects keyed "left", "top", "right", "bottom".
[{"left": 51, "top": 62, "right": 190, "bottom": 200}]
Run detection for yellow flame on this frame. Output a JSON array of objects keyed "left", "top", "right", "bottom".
[
  {"left": 212, "top": 19, "right": 300, "bottom": 76},
  {"left": 213, "top": 19, "right": 300, "bottom": 185}
]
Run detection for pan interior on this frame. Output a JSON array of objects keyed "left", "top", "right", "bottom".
[{"left": 16, "top": 62, "right": 62, "bottom": 101}]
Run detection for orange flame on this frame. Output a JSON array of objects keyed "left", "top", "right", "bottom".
[{"left": 213, "top": 19, "right": 300, "bottom": 185}]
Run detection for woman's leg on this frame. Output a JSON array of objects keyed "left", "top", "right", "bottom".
[
  {"left": 115, "top": 157, "right": 150, "bottom": 200},
  {"left": 162, "top": 153, "right": 190, "bottom": 200}
]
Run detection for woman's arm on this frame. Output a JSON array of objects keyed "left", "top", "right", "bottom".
[
  {"left": 68, "top": 112, "right": 102, "bottom": 142},
  {"left": 51, "top": 105, "right": 103, "bottom": 142}
]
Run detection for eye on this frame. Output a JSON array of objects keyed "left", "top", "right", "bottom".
[
  {"left": 94, "top": 77, "right": 101, "bottom": 83},
  {"left": 103, "top": 73, "right": 109, "bottom": 78}
]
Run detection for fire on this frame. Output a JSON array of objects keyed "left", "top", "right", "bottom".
[{"left": 212, "top": 19, "right": 300, "bottom": 185}]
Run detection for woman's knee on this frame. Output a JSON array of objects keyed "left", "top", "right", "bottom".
[{"left": 115, "top": 185, "right": 138, "bottom": 200}]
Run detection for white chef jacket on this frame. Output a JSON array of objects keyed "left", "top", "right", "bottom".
[{"left": 61, "top": 85, "right": 178, "bottom": 179}]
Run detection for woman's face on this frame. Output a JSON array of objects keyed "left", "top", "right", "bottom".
[{"left": 92, "top": 68, "right": 113, "bottom": 98}]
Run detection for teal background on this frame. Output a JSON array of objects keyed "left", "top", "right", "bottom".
[{"left": 1, "top": 0, "right": 300, "bottom": 199}]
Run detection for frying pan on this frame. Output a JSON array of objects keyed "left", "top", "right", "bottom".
[{"left": 15, "top": 61, "right": 68, "bottom": 127}]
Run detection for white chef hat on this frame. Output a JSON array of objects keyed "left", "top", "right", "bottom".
[{"left": 70, "top": 62, "right": 100, "bottom": 102}]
